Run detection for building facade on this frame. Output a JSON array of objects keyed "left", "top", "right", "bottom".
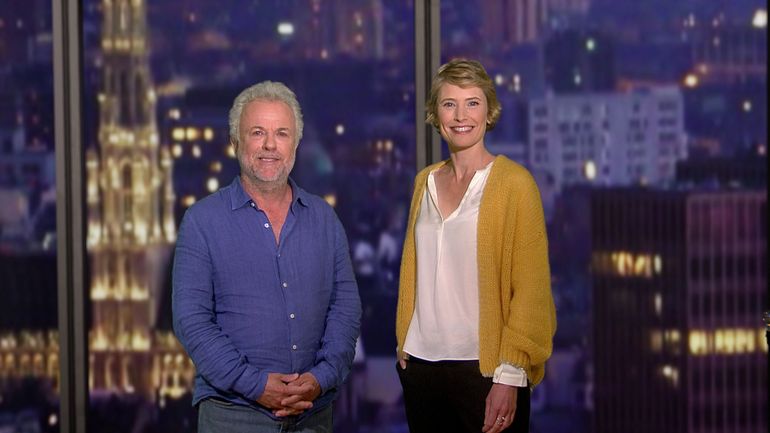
[
  {"left": 295, "top": 0, "right": 385, "bottom": 60},
  {"left": 544, "top": 30, "right": 615, "bottom": 94},
  {"left": 481, "top": 0, "right": 549, "bottom": 48},
  {"left": 592, "top": 187, "right": 768, "bottom": 433},
  {"left": 529, "top": 87, "right": 687, "bottom": 193},
  {"left": 691, "top": 25, "right": 767, "bottom": 85},
  {"left": 547, "top": 0, "right": 592, "bottom": 15}
]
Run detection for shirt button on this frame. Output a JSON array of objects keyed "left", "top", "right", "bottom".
[
  {"left": 290, "top": 313, "right": 296, "bottom": 319},
  {"left": 250, "top": 202, "right": 256, "bottom": 208},
  {"left": 292, "top": 345, "right": 298, "bottom": 350},
  {"left": 264, "top": 223, "right": 270, "bottom": 228},
  {"left": 282, "top": 282, "right": 288, "bottom": 288}
]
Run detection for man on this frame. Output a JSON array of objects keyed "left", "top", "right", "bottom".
[{"left": 172, "top": 81, "right": 361, "bottom": 432}]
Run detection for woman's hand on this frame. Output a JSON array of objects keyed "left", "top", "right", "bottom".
[
  {"left": 482, "top": 383, "right": 518, "bottom": 432},
  {"left": 397, "top": 351, "right": 409, "bottom": 370}
]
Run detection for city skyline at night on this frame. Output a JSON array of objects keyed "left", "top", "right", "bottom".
[{"left": 1, "top": 1, "right": 767, "bottom": 432}]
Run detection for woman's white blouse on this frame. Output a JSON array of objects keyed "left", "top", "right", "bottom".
[
  {"left": 403, "top": 162, "right": 527, "bottom": 387},
  {"left": 403, "top": 163, "right": 492, "bottom": 360}
]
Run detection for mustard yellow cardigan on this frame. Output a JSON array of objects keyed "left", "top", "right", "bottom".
[{"left": 396, "top": 155, "right": 556, "bottom": 386}]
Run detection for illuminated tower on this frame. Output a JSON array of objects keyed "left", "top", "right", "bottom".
[{"left": 86, "top": 0, "right": 176, "bottom": 400}]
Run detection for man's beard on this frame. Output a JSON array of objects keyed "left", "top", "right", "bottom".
[{"left": 240, "top": 152, "right": 295, "bottom": 187}]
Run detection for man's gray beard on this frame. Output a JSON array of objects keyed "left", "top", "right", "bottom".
[{"left": 240, "top": 157, "right": 295, "bottom": 191}]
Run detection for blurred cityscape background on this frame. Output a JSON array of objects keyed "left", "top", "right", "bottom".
[{"left": 0, "top": 0, "right": 766, "bottom": 432}]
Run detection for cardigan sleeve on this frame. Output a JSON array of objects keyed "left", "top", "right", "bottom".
[
  {"left": 498, "top": 173, "right": 557, "bottom": 377},
  {"left": 395, "top": 166, "right": 434, "bottom": 356}
]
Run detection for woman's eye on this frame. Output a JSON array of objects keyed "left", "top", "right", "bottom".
[
  {"left": 442, "top": 102, "right": 455, "bottom": 108},
  {"left": 468, "top": 101, "right": 480, "bottom": 107}
]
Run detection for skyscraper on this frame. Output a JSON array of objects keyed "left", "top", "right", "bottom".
[
  {"left": 547, "top": 0, "right": 591, "bottom": 15},
  {"left": 544, "top": 30, "right": 616, "bottom": 94},
  {"left": 691, "top": 24, "right": 767, "bottom": 85},
  {"left": 592, "top": 187, "right": 768, "bottom": 433},
  {"left": 0, "top": 0, "right": 47, "bottom": 65},
  {"left": 480, "top": 0, "right": 549, "bottom": 49},
  {"left": 297, "top": 0, "right": 385, "bottom": 60}
]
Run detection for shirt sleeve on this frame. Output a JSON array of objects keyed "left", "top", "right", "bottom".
[
  {"left": 309, "top": 214, "right": 362, "bottom": 393},
  {"left": 172, "top": 211, "right": 268, "bottom": 401},
  {"left": 493, "top": 363, "right": 528, "bottom": 387}
]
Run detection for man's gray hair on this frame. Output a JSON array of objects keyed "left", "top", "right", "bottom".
[{"left": 228, "top": 81, "right": 304, "bottom": 145}]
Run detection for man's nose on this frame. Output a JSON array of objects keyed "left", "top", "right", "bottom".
[{"left": 262, "top": 132, "right": 277, "bottom": 150}]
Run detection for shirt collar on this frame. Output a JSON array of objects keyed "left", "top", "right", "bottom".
[{"left": 229, "top": 176, "right": 310, "bottom": 211}]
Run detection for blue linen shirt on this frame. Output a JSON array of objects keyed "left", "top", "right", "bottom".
[{"left": 172, "top": 176, "right": 361, "bottom": 419}]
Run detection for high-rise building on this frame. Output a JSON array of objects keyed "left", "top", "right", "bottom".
[
  {"left": 157, "top": 88, "right": 238, "bottom": 220},
  {"left": 547, "top": 0, "right": 591, "bottom": 15},
  {"left": 481, "top": 0, "right": 549, "bottom": 49},
  {"left": 528, "top": 87, "right": 687, "bottom": 193},
  {"left": 676, "top": 155, "right": 767, "bottom": 188},
  {"left": 0, "top": 0, "right": 49, "bottom": 65},
  {"left": 85, "top": 0, "right": 191, "bottom": 401},
  {"left": 297, "top": 0, "right": 385, "bottom": 60},
  {"left": 592, "top": 187, "right": 768, "bottom": 433},
  {"left": 544, "top": 30, "right": 615, "bottom": 94},
  {"left": 691, "top": 25, "right": 767, "bottom": 85}
]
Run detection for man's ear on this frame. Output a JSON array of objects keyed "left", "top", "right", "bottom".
[{"left": 230, "top": 138, "right": 238, "bottom": 155}]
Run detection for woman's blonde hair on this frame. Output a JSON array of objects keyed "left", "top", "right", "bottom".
[{"left": 426, "top": 59, "right": 502, "bottom": 131}]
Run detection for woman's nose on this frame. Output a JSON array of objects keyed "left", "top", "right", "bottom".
[{"left": 454, "top": 106, "right": 466, "bottom": 121}]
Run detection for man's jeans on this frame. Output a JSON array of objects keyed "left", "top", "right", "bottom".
[{"left": 198, "top": 398, "right": 332, "bottom": 433}]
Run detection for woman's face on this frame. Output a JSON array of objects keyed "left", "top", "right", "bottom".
[{"left": 436, "top": 83, "right": 488, "bottom": 152}]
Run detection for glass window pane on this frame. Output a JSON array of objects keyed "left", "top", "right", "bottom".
[
  {"left": 442, "top": 3, "right": 767, "bottom": 433},
  {"left": 0, "top": 0, "right": 60, "bottom": 431},
  {"left": 442, "top": 1, "right": 583, "bottom": 432},
  {"left": 83, "top": 1, "right": 413, "bottom": 431}
]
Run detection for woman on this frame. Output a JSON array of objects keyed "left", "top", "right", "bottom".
[{"left": 396, "top": 59, "right": 556, "bottom": 433}]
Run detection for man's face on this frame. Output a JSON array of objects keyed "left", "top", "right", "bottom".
[{"left": 235, "top": 99, "right": 297, "bottom": 186}]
